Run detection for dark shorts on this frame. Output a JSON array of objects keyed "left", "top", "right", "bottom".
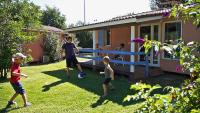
[
  {"left": 103, "top": 78, "right": 111, "bottom": 85},
  {"left": 66, "top": 56, "right": 79, "bottom": 68},
  {"left": 11, "top": 82, "right": 25, "bottom": 95}
]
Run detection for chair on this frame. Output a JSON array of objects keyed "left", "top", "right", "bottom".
[{"left": 114, "top": 54, "right": 125, "bottom": 67}]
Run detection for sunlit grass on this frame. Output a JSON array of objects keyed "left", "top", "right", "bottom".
[{"left": 0, "top": 61, "right": 142, "bottom": 113}]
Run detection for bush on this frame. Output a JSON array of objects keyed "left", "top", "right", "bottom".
[
  {"left": 125, "top": 1, "right": 200, "bottom": 112},
  {"left": 43, "top": 32, "right": 60, "bottom": 62}
]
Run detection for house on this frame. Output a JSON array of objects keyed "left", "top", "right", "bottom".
[
  {"left": 24, "top": 25, "right": 65, "bottom": 62},
  {"left": 65, "top": 8, "right": 200, "bottom": 74}
]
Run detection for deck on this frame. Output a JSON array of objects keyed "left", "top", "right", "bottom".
[{"left": 77, "top": 57, "right": 163, "bottom": 80}]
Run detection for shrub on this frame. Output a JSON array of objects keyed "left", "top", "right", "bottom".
[{"left": 43, "top": 32, "right": 60, "bottom": 62}]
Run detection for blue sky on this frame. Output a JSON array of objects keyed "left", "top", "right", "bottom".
[{"left": 30, "top": 0, "right": 151, "bottom": 25}]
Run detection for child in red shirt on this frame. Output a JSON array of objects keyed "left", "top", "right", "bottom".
[{"left": 6, "top": 53, "right": 31, "bottom": 108}]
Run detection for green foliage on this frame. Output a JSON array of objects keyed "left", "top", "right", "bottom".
[
  {"left": 43, "top": 32, "right": 60, "bottom": 62},
  {"left": 0, "top": 0, "right": 41, "bottom": 78},
  {"left": 73, "top": 21, "right": 93, "bottom": 48},
  {"left": 141, "top": 38, "right": 200, "bottom": 113},
  {"left": 126, "top": 1, "right": 200, "bottom": 112},
  {"left": 171, "top": 0, "right": 200, "bottom": 28},
  {"left": 41, "top": 6, "right": 66, "bottom": 29},
  {"left": 76, "top": 31, "right": 93, "bottom": 48},
  {"left": 149, "top": 0, "right": 187, "bottom": 10},
  {"left": 23, "top": 54, "right": 33, "bottom": 65},
  {"left": 124, "top": 82, "right": 161, "bottom": 102}
]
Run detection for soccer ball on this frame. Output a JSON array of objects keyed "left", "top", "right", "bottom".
[{"left": 78, "top": 72, "right": 86, "bottom": 79}]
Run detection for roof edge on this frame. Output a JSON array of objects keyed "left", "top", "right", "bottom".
[{"left": 65, "top": 16, "right": 163, "bottom": 32}]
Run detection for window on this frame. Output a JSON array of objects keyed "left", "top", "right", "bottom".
[
  {"left": 164, "top": 21, "right": 181, "bottom": 59},
  {"left": 98, "top": 29, "right": 111, "bottom": 46},
  {"left": 104, "top": 29, "right": 111, "bottom": 46},
  {"left": 140, "top": 26, "right": 151, "bottom": 40}
]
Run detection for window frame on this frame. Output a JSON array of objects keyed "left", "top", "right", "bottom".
[
  {"left": 162, "top": 20, "right": 182, "bottom": 60},
  {"left": 138, "top": 23, "right": 161, "bottom": 67},
  {"left": 104, "top": 29, "right": 111, "bottom": 46}
]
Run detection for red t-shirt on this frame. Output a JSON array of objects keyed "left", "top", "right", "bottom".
[{"left": 10, "top": 62, "right": 21, "bottom": 83}]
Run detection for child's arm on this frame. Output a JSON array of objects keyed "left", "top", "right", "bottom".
[
  {"left": 99, "top": 72, "right": 105, "bottom": 75},
  {"left": 21, "top": 73, "right": 28, "bottom": 78},
  {"left": 12, "top": 72, "right": 20, "bottom": 76},
  {"left": 73, "top": 43, "right": 79, "bottom": 54},
  {"left": 60, "top": 44, "right": 65, "bottom": 54},
  {"left": 108, "top": 67, "right": 114, "bottom": 80},
  {"left": 60, "top": 43, "right": 66, "bottom": 58},
  {"left": 12, "top": 72, "right": 28, "bottom": 78}
]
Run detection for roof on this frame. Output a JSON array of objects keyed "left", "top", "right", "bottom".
[
  {"left": 66, "top": 8, "right": 171, "bottom": 32},
  {"left": 41, "top": 25, "right": 64, "bottom": 33},
  {"left": 23, "top": 25, "right": 64, "bottom": 33},
  {"left": 103, "top": 8, "right": 171, "bottom": 22}
]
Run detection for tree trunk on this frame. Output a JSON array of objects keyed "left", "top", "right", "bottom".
[
  {"left": 2, "top": 68, "right": 7, "bottom": 78},
  {"left": 0, "top": 69, "right": 2, "bottom": 78}
]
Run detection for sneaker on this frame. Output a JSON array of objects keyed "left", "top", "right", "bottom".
[
  {"left": 101, "top": 94, "right": 107, "bottom": 98},
  {"left": 24, "top": 102, "right": 31, "bottom": 107},
  {"left": 6, "top": 101, "right": 17, "bottom": 108},
  {"left": 81, "top": 72, "right": 86, "bottom": 76}
]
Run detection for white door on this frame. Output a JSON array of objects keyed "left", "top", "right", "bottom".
[{"left": 139, "top": 24, "right": 160, "bottom": 67}]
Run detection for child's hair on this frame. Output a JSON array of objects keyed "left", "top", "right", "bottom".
[
  {"left": 67, "top": 36, "right": 73, "bottom": 41},
  {"left": 120, "top": 43, "right": 125, "bottom": 47},
  {"left": 103, "top": 56, "right": 110, "bottom": 63},
  {"left": 64, "top": 34, "right": 73, "bottom": 41}
]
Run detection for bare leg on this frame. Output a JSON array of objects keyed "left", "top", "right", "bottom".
[
  {"left": 102, "top": 84, "right": 108, "bottom": 97},
  {"left": 76, "top": 64, "right": 83, "bottom": 72},
  {"left": 65, "top": 67, "right": 70, "bottom": 78},
  {"left": 109, "top": 83, "right": 115, "bottom": 90},
  {"left": 6, "top": 93, "right": 18, "bottom": 107},
  {"left": 22, "top": 94, "right": 31, "bottom": 107},
  {"left": 22, "top": 94, "right": 27, "bottom": 105},
  {"left": 9, "top": 93, "right": 19, "bottom": 102}
]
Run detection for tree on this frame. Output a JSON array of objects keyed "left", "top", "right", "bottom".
[
  {"left": 149, "top": 0, "right": 187, "bottom": 10},
  {"left": 41, "top": 6, "right": 66, "bottom": 29},
  {"left": 74, "top": 21, "right": 93, "bottom": 48},
  {"left": 0, "top": 0, "right": 41, "bottom": 78}
]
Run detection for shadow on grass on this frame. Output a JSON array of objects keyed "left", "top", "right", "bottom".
[
  {"left": 42, "top": 68, "right": 189, "bottom": 107},
  {"left": 42, "top": 79, "right": 67, "bottom": 92},
  {"left": 133, "top": 73, "right": 189, "bottom": 88},
  {"left": 132, "top": 73, "right": 189, "bottom": 95},
  {"left": 0, "top": 106, "right": 23, "bottom": 113},
  {"left": 42, "top": 68, "right": 141, "bottom": 106},
  {"left": 90, "top": 97, "right": 109, "bottom": 108}
]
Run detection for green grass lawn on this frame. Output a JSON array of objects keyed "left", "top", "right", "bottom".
[
  {"left": 0, "top": 61, "right": 188, "bottom": 113},
  {"left": 0, "top": 61, "right": 142, "bottom": 113}
]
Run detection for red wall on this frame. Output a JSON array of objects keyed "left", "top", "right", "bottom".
[
  {"left": 96, "top": 25, "right": 132, "bottom": 60},
  {"left": 95, "top": 19, "right": 200, "bottom": 74},
  {"left": 26, "top": 32, "right": 64, "bottom": 62},
  {"left": 160, "top": 20, "right": 200, "bottom": 73}
]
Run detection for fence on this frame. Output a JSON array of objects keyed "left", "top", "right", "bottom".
[{"left": 78, "top": 49, "right": 149, "bottom": 77}]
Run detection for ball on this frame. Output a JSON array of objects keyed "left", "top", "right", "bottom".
[{"left": 78, "top": 72, "right": 86, "bottom": 79}]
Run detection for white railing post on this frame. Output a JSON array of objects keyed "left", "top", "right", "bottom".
[
  {"left": 130, "top": 26, "right": 135, "bottom": 72},
  {"left": 93, "top": 31, "right": 96, "bottom": 66}
]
